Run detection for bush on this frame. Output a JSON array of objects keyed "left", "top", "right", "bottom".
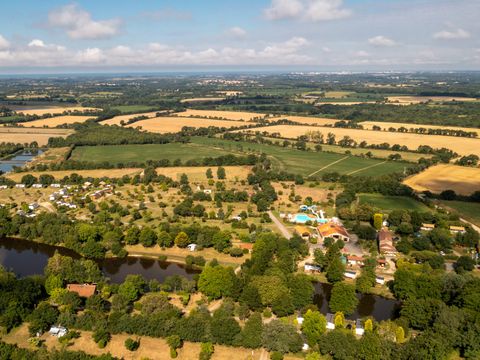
[
  {"left": 229, "top": 247, "right": 244, "bottom": 257},
  {"left": 270, "top": 351, "right": 284, "bottom": 360},
  {"left": 92, "top": 329, "right": 111, "bottom": 348},
  {"left": 158, "top": 254, "right": 168, "bottom": 262},
  {"left": 263, "top": 309, "right": 272, "bottom": 318},
  {"left": 125, "top": 338, "right": 140, "bottom": 351},
  {"left": 199, "top": 342, "right": 214, "bottom": 360}
]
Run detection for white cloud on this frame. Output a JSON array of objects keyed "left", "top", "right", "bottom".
[
  {"left": 305, "top": 0, "right": 352, "bottom": 21},
  {"left": 322, "top": 46, "right": 332, "bottom": 53},
  {"left": 354, "top": 50, "right": 370, "bottom": 57},
  {"left": 265, "top": 0, "right": 351, "bottom": 21},
  {"left": 264, "top": 0, "right": 304, "bottom": 20},
  {"left": 0, "top": 35, "right": 10, "bottom": 50},
  {"left": 28, "top": 39, "right": 46, "bottom": 48},
  {"left": 76, "top": 48, "right": 105, "bottom": 63},
  {"left": 48, "top": 4, "right": 121, "bottom": 40},
  {"left": 433, "top": 28, "right": 470, "bottom": 40},
  {"left": 226, "top": 27, "right": 247, "bottom": 39},
  {"left": 368, "top": 35, "right": 396, "bottom": 47}
]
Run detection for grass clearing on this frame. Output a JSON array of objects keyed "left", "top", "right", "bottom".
[
  {"left": 16, "top": 107, "right": 98, "bottom": 116},
  {"left": 180, "top": 97, "right": 225, "bottom": 103},
  {"left": 238, "top": 124, "right": 480, "bottom": 156},
  {"left": 20, "top": 115, "right": 94, "bottom": 128},
  {"left": 0, "top": 127, "right": 73, "bottom": 146},
  {"left": 439, "top": 200, "right": 480, "bottom": 226},
  {"left": 111, "top": 105, "right": 162, "bottom": 113},
  {"left": 128, "top": 116, "right": 245, "bottom": 133},
  {"left": 403, "top": 164, "right": 480, "bottom": 196},
  {"left": 174, "top": 109, "right": 266, "bottom": 121},
  {"left": 387, "top": 95, "right": 478, "bottom": 105},
  {"left": 358, "top": 193, "right": 431, "bottom": 212},
  {"left": 154, "top": 166, "right": 251, "bottom": 181}
]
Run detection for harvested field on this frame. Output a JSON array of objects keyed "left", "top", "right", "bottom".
[
  {"left": 216, "top": 90, "right": 243, "bottom": 96},
  {"left": 387, "top": 96, "right": 478, "bottom": 105},
  {"left": 180, "top": 97, "right": 225, "bottom": 103},
  {"left": 128, "top": 116, "right": 245, "bottom": 133},
  {"left": 359, "top": 121, "right": 480, "bottom": 137},
  {"left": 16, "top": 106, "right": 98, "bottom": 116},
  {"left": 6, "top": 168, "right": 143, "bottom": 182},
  {"left": 100, "top": 111, "right": 163, "bottom": 126},
  {"left": 237, "top": 125, "right": 480, "bottom": 156},
  {"left": 21, "top": 115, "right": 94, "bottom": 128},
  {"left": 269, "top": 115, "right": 340, "bottom": 126},
  {"left": 0, "top": 127, "right": 73, "bottom": 146},
  {"left": 403, "top": 164, "right": 480, "bottom": 195},
  {"left": 174, "top": 109, "right": 266, "bottom": 121},
  {"left": 155, "top": 166, "right": 251, "bottom": 182}
]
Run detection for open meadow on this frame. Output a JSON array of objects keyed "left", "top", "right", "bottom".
[
  {"left": 358, "top": 193, "right": 431, "bottom": 212},
  {"left": 403, "top": 164, "right": 480, "bottom": 195},
  {"left": 0, "top": 127, "right": 73, "bottom": 146},
  {"left": 15, "top": 106, "right": 98, "bottom": 116},
  {"left": 20, "top": 115, "right": 94, "bottom": 128},
  {"left": 269, "top": 115, "right": 340, "bottom": 126},
  {"left": 6, "top": 168, "right": 143, "bottom": 182},
  {"left": 237, "top": 124, "right": 480, "bottom": 156},
  {"left": 386, "top": 95, "right": 478, "bottom": 105},
  {"left": 127, "top": 116, "right": 245, "bottom": 133},
  {"left": 154, "top": 166, "right": 251, "bottom": 181},
  {"left": 174, "top": 109, "right": 266, "bottom": 121},
  {"left": 439, "top": 200, "right": 480, "bottom": 226},
  {"left": 100, "top": 111, "right": 164, "bottom": 126},
  {"left": 359, "top": 121, "right": 480, "bottom": 137},
  {"left": 180, "top": 97, "right": 225, "bottom": 103}
]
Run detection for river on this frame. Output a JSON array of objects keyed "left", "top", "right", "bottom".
[
  {"left": 0, "top": 237, "right": 400, "bottom": 321},
  {"left": 0, "top": 149, "right": 43, "bottom": 173}
]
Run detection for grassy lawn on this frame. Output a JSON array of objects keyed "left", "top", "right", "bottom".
[
  {"left": 358, "top": 193, "right": 431, "bottom": 212},
  {"left": 440, "top": 200, "right": 480, "bottom": 226}
]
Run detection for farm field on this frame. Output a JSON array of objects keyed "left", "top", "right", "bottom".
[
  {"left": 69, "top": 142, "right": 235, "bottom": 164},
  {"left": 269, "top": 115, "right": 340, "bottom": 126},
  {"left": 174, "top": 109, "right": 266, "bottom": 121},
  {"left": 403, "top": 164, "right": 480, "bottom": 195},
  {"left": 127, "top": 116, "right": 245, "bottom": 133},
  {"left": 237, "top": 124, "right": 480, "bottom": 156},
  {"left": 192, "top": 137, "right": 410, "bottom": 177},
  {"left": 180, "top": 97, "right": 225, "bottom": 103},
  {"left": 439, "top": 200, "right": 480, "bottom": 226},
  {"left": 154, "top": 166, "right": 251, "bottom": 182},
  {"left": 111, "top": 105, "right": 162, "bottom": 113},
  {"left": 359, "top": 121, "right": 480, "bottom": 137},
  {"left": 358, "top": 193, "right": 431, "bottom": 212},
  {"left": 6, "top": 168, "right": 143, "bottom": 182},
  {"left": 100, "top": 111, "right": 163, "bottom": 125},
  {"left": 15, "top": 106, "right": 98, "bottom": 116},
  {"left": 0, "top": 127, "right": 73, "bottom": 146},
  {"left": 20, "top": 115, "right": 94, "bottom": 128},
  {"left": 387, "top": 95, "right": 478, "bottom": 104}
]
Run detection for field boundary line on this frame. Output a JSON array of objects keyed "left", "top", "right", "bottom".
[
  {"left": 347, "top": 160, "right": 387, "bottom": 176},
  {"left": 308, "top": 156, "right": 349, "bottom": 177}
]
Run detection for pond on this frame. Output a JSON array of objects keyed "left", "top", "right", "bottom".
[
  {"left": 0, "top": 149, "right": 43, "bottom": 173},
  {"left": 0, "top": 237, "right": 199, "bottom": 283}
]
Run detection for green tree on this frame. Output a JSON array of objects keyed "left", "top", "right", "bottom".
[
  {"left": 334, "top": 312, "right": 345, "bottom": 328},
  {"left": 217, "top": 167, "right": 226, "bottom": 179},
  {"left": 262, "top": 320, "right": 303, "bottom": 354},
  {"left": 198, "top": 264, "right": 237, "bottom": 299},
  {"left": 330, "top": 282, "right": 359, "bottom": 315},
  {"left": 124, "top": 338, "right": 140, "bottom": 351},
  {"left": 454, "top": 256, "right": 475, "bottom": 273},
  {"left": 238, "top": 312, "right": 263, "bottom": 348},
  {"left": 206, "top": 168, "right": 213, "bottom": 179},
  {"left": 199, "top": 342, "right": 214, "bottom": 360},
  {"left": 139, "top": 227, "right": 157, "bottom": 247},
  {"left": 373, "top": 213, "right": 383, "bottom": 230},
  {"left": 28, "top": 302, "right": 59, "bottom": 336},
  {"left": 158, "top": 231, "right": 173, "bottom": 247},
  {"left": 302, "top": 309, "right": 326, "bottom": 346},
  {"left": 175, "top": 232, "right": 189, "bottom": 248},
  {"left": 396, "top": 326, "right": 405, "bottom": 343},
  {"left": 326, "top": 256, "right": 346, "bottom": 283},
  {"left": 167, "top": 335, "right": 182, "bottom": 358},
  {"left": 45, "top": 275, "right": 63, "bottom": 295}
]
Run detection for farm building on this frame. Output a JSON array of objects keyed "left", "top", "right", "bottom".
[
  {"left": 317, "top": 222, "right": 350, "bottom": 242},
  {"left": 347, "top": 255, "right": 365, "bottom": 266},
  {"left": 449, "top": 226, "right": 466, "bottom": 234},
  {"left": 66, "top": 284, "right": 97, "bottom": 298},
  {"left": 421, "top": 223, "right": 435, "bottom": 231},
  {"left": 378, "top": 228, "right": 397, "bottom": 256},
  {"left": 49, "top": 326, "right": 67, "bottom": 337}
]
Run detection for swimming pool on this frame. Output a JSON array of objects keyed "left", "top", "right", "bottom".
[{"left": 292, "top": 213, "right": 327, "bottom": 224}]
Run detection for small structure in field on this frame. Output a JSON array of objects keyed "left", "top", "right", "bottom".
[
  {"left": 344, "top": 270, "right": 357, "bottom": 279},
  {"left": 304, "top": 263, "right": 322, "bottom": 272},
  {"left": 294, "top": 225, "right": 313, "bottom": 240},
  {"left": 355, "top": 319, "right": 364, "bottom": 336},
  {"left": 187, "top": 243, "right": 198, "bottom": 252},
  {"left": 421, "top": 223, "right": 435, "bottom": 231},
  {"left": 449, "top": 226, "right": 466, "bottom": 234},
  {"left": 375, "top": 276, "right": 385, "bottom": 285},
  {"left": 66, "top": 284, "right": 97, "bottom": 298},
  {"left": 49, "top": 326, "right": 67, "bottom": 337},
  {"left": 326, "top": 313, "right": 335, "bottom": 330}
]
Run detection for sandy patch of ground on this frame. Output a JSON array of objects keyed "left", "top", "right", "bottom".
[
  {"left": 100, "top": 112, "right": 164, "bottom": 126},
  {"left": 269, "top": 115, "right": 340, "bottom": 126},
  {"left": 155, "top": 166, "right": 251, "bottom": 182},
  {"left": 20, "top": 116, "right": 94, "bottom": 128},
  {"left": 0, "top": 127, "right": 73, "bottom": 146},
  {"left": 174, "top": 110, "right": 266, "bottom": 121},
  {"left": 128, "top": 117, "right": 246, "bottom": 133}
]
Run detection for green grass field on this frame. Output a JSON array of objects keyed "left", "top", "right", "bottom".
[
  {"left": 358, "top": 193, "right": 431, "bottom": 212},
  {"left": 111, "top": 105, "right": 163, "bottom": 113},
  {"left": 440, "top": 201, "right": 480, "bottom": 226}
]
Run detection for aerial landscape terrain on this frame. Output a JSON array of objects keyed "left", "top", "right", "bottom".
[{"left": 0, "top": 1, "right": 478, "bottom": 360}]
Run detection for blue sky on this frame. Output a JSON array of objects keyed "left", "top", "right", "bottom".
[{"left": 0, "top": 0, "right": 477, "bottom": 72}]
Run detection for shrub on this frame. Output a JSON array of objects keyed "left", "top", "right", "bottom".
[
  {"left": 229, "top": 247, "right": 244, "bottom": 257},
  {"left": 125, "top": 338, "right": 140, "bottom": 351},
  {"left": 92, "top": 329, "right": 111, "bottom": 348},
  {"left": 199, "top": 342, "right": 214, "bottom": 360}
]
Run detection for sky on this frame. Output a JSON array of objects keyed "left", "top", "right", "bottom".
[{"left": 0, "top": 0, "right": 478, "bottom": 73}]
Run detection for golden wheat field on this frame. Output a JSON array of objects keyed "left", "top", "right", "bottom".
[
  {"left": 129, "top": 116, "right": 245, "bottom": 133},
  {"left": 359, "top": 121, "right": 480, "bottom": 137},
  {"left": 16, "top": 106, "right": 99, "bottom": 116},
  {"left": 0, "top": 127, "right": 73, "bottom": 145},
  {"left": 387, "top": 96, "right": 478, "bottom": 105},
  {"left": 269, "top": 115, "right": 340, "bottom": 126},
  {"left": 174, "top": 109, "right": 266, "bottom": 121},
  {"left": 236, "top": 124, "right": 480, "bottom": 156},
  {"left": 6, "top": 168, "right": 143, "bottom": 182},
  {"left": 154, "top": 166, "right": 251, "bottom": 182},
  {"left": 100, "top": 112, "right": 163, "bottom": 126},
  {"left": 403, "top": 164, "right": 480, "bottom": 195},
  {"left": 21, "top": 115, "right": 94, "bottom": 128},
  {"left": 180, "top": 97, "right": 225, "bottom": 103}
]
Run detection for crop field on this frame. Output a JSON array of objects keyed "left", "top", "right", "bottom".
[
  {"left": 358, "top": 193, "right": 431, "bottom": 212},
  {"left": 6, "top": 168, "right": 143, "bottom": 182},
  {"left": 111, "top": 105, "right": 162, "bottom": 113},
  {"left": 154, "top": 166, "right": 251, "bottom": 181},
  {"left": 269, "top": 115, "right": 340, "bottom": 126},
  {"left": 359, "top": 121, "right": 480, "bottom": 137},
  {"left": 180, "top": 97, "right": 225, "bottom": 103},
  {"left": 403, "top": 164, "right": 480, "bottom": 196},
  {"left": 174, "top": 109, "right": 266, "bottom": 121},
  {"left": 237, "top": 125, "right": 480, "bottom": 156},
  {"left": 192, "top": 137, "right": 409, "bottom": 177},
  {"left": 387, "top": 96, "right": 478, "bottom": 104},
  {"left": 439, "top": 200, "right": 480, "bottom": 226},
  {"left": 0, "top": 127, "right": 73, "bottom": 145},
  {"left": 127, "top": 116, "right": 245, "bottom": 133},
  {"left": 100, "top": 111, "right": 163, "bottom": 126},
  {"left": 16, "top": 106, "right": 98, "bottom": 116},
  {"left": 70, "top": 143, "right": 235, "bottom": 164},
  {"left": 21, "top": 115, "right": 94, "bottom": 127}
]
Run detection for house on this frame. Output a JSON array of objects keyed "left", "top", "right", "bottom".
[
  {"left": 449, "top": 226, "right": 466, "bottom": 234},
  {"left": 28, "top": 203, "right": 39, "bottom": 211},
  {"left": 421, "top": 223, "right": 435, "bottom": 231},
  {"left": 15, "top": 184, "right": 25, "bottom": 188},
  {"left": 295, "top": 225, "right": 313, "bottom": 239},
  {"left": 187, "top": 243, "right": 197, "bottom": 252},
  {"left": 346, "top": 255, "right": 365, "bottom": 266},
  {"left": 0, "top": 185, "right": 8, "bottom": 189},
  {"left": 378, "top": 228, "right": 397, "bottom": 256},
  {"left": 304, "top": 263, "right": 322, "bottom": 272},
  {"left": 49, "top": 326, "right": 67, "bottom": 337},
  {"left": 66, "top": 284, "right": 97, "bottom": 298},
  {"left": 237, "top": 242, "right": 254, "bottom": 253},
  {"left": 375, "top": 276, "right": 385, "bottom": 285},
  {"left": 32, "top": 184, "right": 43, "bottom": 188},
  {"left": 51, "top": 183, "right": 61, "bottom": 188},
  {"left": 344, "top": 270, "right": 357, "bottom": 279},
  {"left": 326, "top": 313, "right": 335, "bottom": 330},
  {"left": 355, "top": 319, "right": 364, "bottom": 336},
  {"left": 317, "top": 222, "right": 350, "bottom": 242}
]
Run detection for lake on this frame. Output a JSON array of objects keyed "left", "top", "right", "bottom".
[{"left": 0, "top": 149, "right": 43, "bottom": 173}]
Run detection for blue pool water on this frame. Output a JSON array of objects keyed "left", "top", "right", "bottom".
[{"left": 293, "top": 213, "right": 328, "bottom": 224}]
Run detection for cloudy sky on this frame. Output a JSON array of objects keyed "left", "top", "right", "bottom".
[{"left": 0, "top": 0, "right": 478, "bottom": 72}]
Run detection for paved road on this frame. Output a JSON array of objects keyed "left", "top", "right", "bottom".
[{"left": 268, "top": 211, "right": 292, "bottom": 239}]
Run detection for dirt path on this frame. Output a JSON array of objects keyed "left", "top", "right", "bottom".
[
  {"left": 347, "top": 160, "right": 387, "bottom": 176},
  {"left": 460, "top": 218, "right": 480, "bottom": 233},
  {"left": 268, "top": 211, "right": 292, "bottom": 239},
  {"left": 308, "top": 156, "right": 349, "bottom": 177}
]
